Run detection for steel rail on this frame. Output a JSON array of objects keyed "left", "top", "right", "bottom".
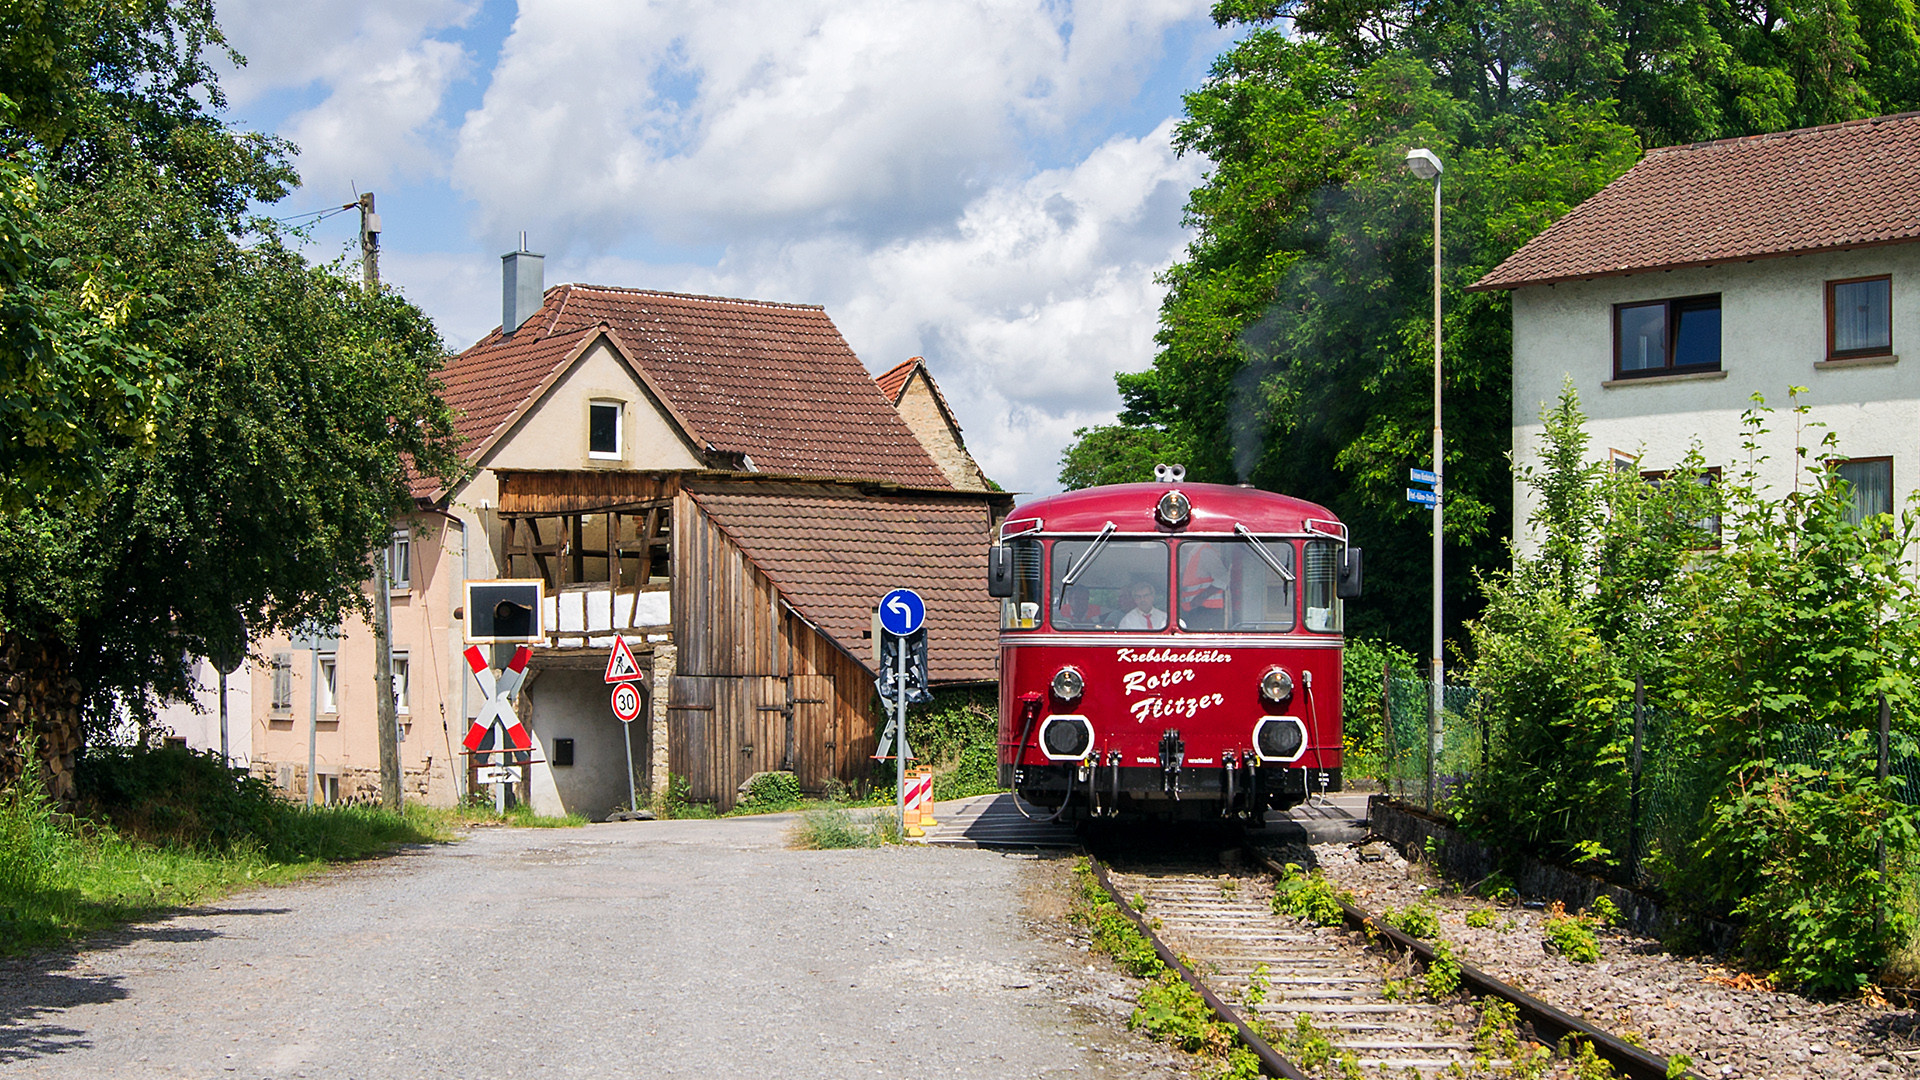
[
  {"left": 1240, "top": 845, "right": 1700, "bottom": 1080},
  {"left": 1086, "top": 854, "right": 1310, "bottom": 1080}
]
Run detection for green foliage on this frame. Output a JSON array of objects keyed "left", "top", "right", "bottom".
[
  {"left": 874, "top": 685, "right": 1004, "bottom": 802},
  {"left": 1073, "top": 861, "right": 1163, "bottom": 978},
  {"left": 1130, "top": 971, "right": 1236, "bottom": 1055},
  {"left": 3, "top": 749, "right": 439, "bottom": 954},
  {"left": 1424, "top": 939, "right": 1462, "bottom": 998},
  {"left": 1587, "top": 894, "right": 1623, "bottom": 926},
  {"left": 1383, "top": 902, "right": 1441, "bottom": 939},
  {"left": 0, "top": 1, "right": 460, "bottom": 747},
  {"left": 1243, "top": 962, "right": 1269, "bottom": 1006},
  {"left": 1459, "top": 387, "right": 1714, "bottom": 862},
  {"left": 1545, "top": 905, "right": 1602, "bottom": 963},
  {"left": 1465, "top": 906, "right": 1497, "bottom": 929},
  {"left": 790, "top": 807, "right": 894, "bottom": 849},
  {"left": 1479, "top": 872, "right": 1517, "bottom": 902},
  {"left": 733, "top": 771, "right": 804, "bottom": 814},
  {"left": 1271, "top": 862, "right": 1345, "bottom": 925},
  {"left": 1341, "top": 636, "right": 1416, "bottom": 783},
  {"left": 663, "top": 774, "right": 717, "bottom": 819},
  {"left": 1057, "top": 423, "right": 1193, "bottom": 490}
]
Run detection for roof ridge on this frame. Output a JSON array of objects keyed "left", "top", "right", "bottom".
[
  {"left": 1647, "top": 109, "right": 1920, "bottom": 157},
  {"left": 564, "top": 283, "right": 826, "bottom": 311}
]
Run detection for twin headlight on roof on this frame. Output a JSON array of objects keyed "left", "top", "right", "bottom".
[{"left": 1041, "top": 662, "right": 1309, "bottom": 764}]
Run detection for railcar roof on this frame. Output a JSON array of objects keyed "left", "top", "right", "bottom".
[{"left": 1006, "top": 482, "right": 1340, "bottom": 535}]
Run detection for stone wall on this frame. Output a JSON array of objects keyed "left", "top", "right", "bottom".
[{"left": 1368, "top": 796, "right": 1738, "bottom": 952}]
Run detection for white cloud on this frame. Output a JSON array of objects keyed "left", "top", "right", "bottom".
[
  {"left": 215, "top": 0, "right": 476, "bottom": 194},
  {"left": 452, "top": 0, "right": 1208, "bottom": 251}
]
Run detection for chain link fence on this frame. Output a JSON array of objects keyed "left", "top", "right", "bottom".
[{"left": 1374, "top": 666, "right": 1919, "bottom": 887}]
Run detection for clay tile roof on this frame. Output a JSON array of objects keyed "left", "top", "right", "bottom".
[
  {"left": 436, "top": 286, "right": 951, "bottom": 488},
  {"left": 875, "top": 356, "right": 920, "bottom": 404},
  {"left": 1473, "top": 111, "right": 1920, "bottom": 292},
  {"left": 686, "top": 485, "right": 1000, "bottom": 682}
]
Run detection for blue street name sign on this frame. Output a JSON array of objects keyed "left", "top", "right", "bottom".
[
  {"left": 1409, "top": 468, "right": 1439, "bottom": 486},
  {"left": 878, "top": 588, "right": 926, "bottom": 636},
  {"left": 1406, "top": 487, "right": 1440, "bottom": 506}
]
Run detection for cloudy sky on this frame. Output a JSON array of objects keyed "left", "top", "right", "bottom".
[{"left": 216, "top": 1, "right": 1239, "bottom": 494}]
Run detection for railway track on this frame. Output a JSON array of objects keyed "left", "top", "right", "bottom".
[{"left": 1087, "top": 838, "right": 1697, "bottom": 1079}]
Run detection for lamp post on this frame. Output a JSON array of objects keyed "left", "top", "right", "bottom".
[{"left": 1405, "top": 147, "right": 1443, "bottom": 809}]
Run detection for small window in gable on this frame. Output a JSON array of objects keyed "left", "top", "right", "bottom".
[
  {"left": 589, "top": 400, "right": 623, "bottom": 459},
  {"left": 1828, "top": 276, "right": 1892, "bottom": 359}
]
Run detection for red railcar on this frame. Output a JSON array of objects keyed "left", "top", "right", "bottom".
[{"left": 987, "top": 469, "right": 1360, "bottom": 822}]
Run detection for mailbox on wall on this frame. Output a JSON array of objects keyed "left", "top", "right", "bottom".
[{"left": 464, "top": 579, "right": 546, "bottom": 644}]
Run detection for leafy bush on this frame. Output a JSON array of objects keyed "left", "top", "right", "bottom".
[
  {"left": 1465, "top": 906, "right": 1497, "bottom": 929},
  {"left": 1424, "top": 939, "right": 1462, "bottom": 998},
  {"left": 1342, "top": 636, "right": 1417, "bottom": 785},
  {"left": 1586, "top": 894, "right": 1622, "bottom": 926},
  {"left": 1383, "top": 902, "right": 1441, "bottom": 939},
  {"left": 1544, "top": 904, "right": 1601, "bottom": 963},
  {"left": 663, "top": 774, "right": 716, "bottom": 819},
  {"left": 1271, "top": 863, "right": 1345, "bottom": 926},
  {"left": 733, "top": 771, "right": 804, "bottom": 813}
]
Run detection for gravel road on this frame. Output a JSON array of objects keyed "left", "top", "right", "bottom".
[{"left": 0, "top": 815, "right": 1190, "bottom": 1080}]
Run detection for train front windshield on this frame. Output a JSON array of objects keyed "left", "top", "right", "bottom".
[{"left": 1002, "top": 536, "right": 1330, "bottom": 634}]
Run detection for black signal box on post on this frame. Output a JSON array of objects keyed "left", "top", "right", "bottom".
[
  {"left": 878, "top": 628, "right": 931, "bottom": 706},
  {"left": 464, "top": 579, "right": 546, "bottom": 644}
]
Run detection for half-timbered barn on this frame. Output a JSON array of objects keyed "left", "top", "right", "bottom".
[{"left": 241, "top": 249, "right": 1006, "bottom": 817}]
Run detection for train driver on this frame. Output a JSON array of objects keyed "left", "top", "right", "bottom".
[
  {"left": 1117, "top": 580, "right": 1168, "bottom": 630},
  {"left": 1179, "top": 542, "right": 1228, "bottom": 631}
]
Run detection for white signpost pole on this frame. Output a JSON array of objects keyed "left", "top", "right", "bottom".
[
  {"left": 895, "top": 629, "right": 908, "bottom": 836},
  {"left": 307, "top": 647, "right": 320, "bottom": 806}
]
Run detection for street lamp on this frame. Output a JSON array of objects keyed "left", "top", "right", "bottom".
[{"left": 1405, "top": 147, "right": 1443, "bottom": 809}]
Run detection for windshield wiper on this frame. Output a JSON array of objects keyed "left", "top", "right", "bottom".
[
  {"left": 1061, "top": 521, "right": 1117, "bottom": 587},
  {"left": 1234, "top": 523, "right": 1295, "bottom": 582}
]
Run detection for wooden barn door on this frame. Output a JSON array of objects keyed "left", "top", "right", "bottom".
[
  {"left": 668, "top": 676, "right": 720, "bottom": 802},
  {"left": 790, "top": 674, "right": 837, "bottom": 791},
  {"left": 745, "top": 676, "right": 787, "bottom": 783}
]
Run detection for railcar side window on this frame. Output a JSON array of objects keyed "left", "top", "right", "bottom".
[
  {"left": 1049, "top": 539, "right": 1169, "bottom": 631},
  {"left": 1000, "top": 538, "right": 1044, "bottom": 630},
  {"left": 1177, "top": 540, "right": 1294, "bottom": 632},
  {"left": 1303, "top": 540, "right": 1342, "bottom": 633}
]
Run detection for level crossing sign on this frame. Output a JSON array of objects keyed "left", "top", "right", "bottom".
[{"left": 462, "top": 645, "right": 533, "bottom": 752}]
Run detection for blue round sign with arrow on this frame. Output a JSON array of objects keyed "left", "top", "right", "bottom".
[{"left": 878, "top": 588, "right": 926, "bottom": 636}]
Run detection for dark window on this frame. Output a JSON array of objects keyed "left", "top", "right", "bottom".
[
  {"left": 588, "top": 401, "right": 620, "bottom": 457},
  {"left": 1828, "top": 276, "right": 1892, "bottom": 358},
  {"left": 270, "top": 653, "right": 292, "bottom": 711},
  {"left": 552, "top": 738, "right": 575, "bottom": 767},
  {"left": 1641, "top": 467, "right": 1723, "bottom": 546},
  {"left": 1833, "top": 457, "right": 1893, "bottom": 525},
  {"left": 1614, "top": 295, "right": 1721, "bottom": 378}
]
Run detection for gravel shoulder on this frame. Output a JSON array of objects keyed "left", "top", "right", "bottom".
[
  {"left": 1289, "top": 836, "right": 1920, "bottom": 1079},
  {"left": 0, "top": 816, "right": 1185, "bottom": 1079}
]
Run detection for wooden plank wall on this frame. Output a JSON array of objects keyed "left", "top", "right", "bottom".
[{"left": 669, "top": 492, "right": 881, "bottom": 808}]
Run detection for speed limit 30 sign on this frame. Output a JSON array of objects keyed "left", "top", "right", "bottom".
[{"left": 611, "top": 682, "right": 642, "bottom": 724}]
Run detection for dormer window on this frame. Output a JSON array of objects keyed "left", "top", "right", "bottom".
[{"left": 588, "top": 400, "right": 623, "bottom": 460}]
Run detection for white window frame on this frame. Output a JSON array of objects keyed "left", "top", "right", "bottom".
[
  {"left": 270, "top": 652, "right": 293, "bottom": 712},
  {"left": 588, "top": 399, "right": 624, "bottom": 460},
  {"left": 387, "top": 529, "right": 412, "bottom": 589},
  {"left": 319, "top": 654, "right": 338, "bottom": 715},
  {"left": 391, "top": 652, "right": 410, "bottom": 715}
]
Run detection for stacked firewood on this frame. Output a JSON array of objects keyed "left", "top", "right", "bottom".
[{"left": 0, "top": 635, "right": 85, "bottom": 804}]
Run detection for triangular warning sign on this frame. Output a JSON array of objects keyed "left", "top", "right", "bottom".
[{"left": 604, "top": 635, "right": 643, "bottom": 683}]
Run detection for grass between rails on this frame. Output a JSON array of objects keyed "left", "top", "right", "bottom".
[{"left": 0, "top": 746, "right": 581, "bottom": 956}]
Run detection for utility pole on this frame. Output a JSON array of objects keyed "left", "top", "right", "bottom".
[{"left": 361, "top": 192, "right": 401, "bottom": 813}]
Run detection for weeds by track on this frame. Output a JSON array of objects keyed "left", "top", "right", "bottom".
[{"left": 1084, "top": 831, "right": 1698, "bottom": 1079}]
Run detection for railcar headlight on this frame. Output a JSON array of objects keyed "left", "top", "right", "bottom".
[
  {"left": 1156, "top": 489, "right": 1191, "bottom": 528},
  {"left": 1260, "top": 667, "right": 1294, "bottom": 706},
  {"left": 1050, "top": 666, "right": 1084, "bottom": 702},
  {"left": 1253, "top": 716, "right": 1308, "bottom": 763},
  {"left": 1040, "top": 715, "right": 1095, "bottom": 760}
]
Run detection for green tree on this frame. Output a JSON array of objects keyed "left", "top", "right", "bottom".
[
  {"left": 1058, "top": 424, "right": 1192, "bottom": 489},
  {"left": 1070, "top": 0, "right": 1920, "bottom": 652},
  {"left": 0, "top": 1, "right": 458, "bottom": 792}
]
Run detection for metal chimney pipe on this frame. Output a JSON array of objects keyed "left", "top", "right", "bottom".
[{"left": 501, "top": 236, "right": 544, "bottom": 336}]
